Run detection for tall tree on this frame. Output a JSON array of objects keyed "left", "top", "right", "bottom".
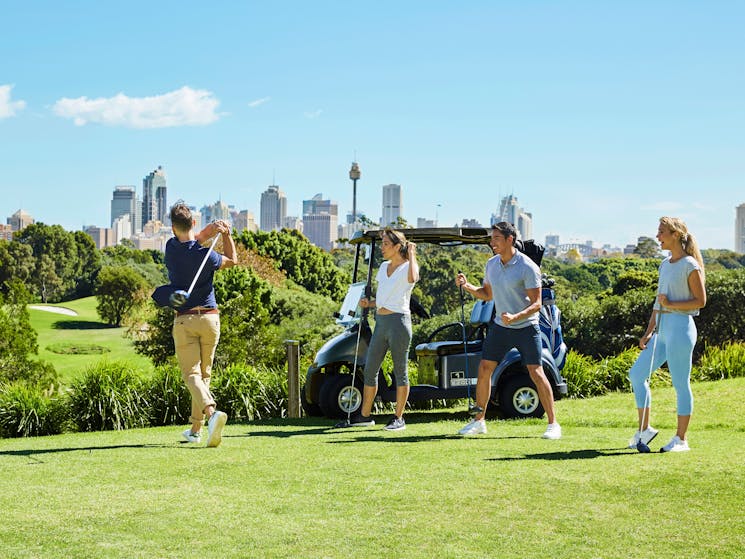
[
  {"left": 15, "top": 223, "right": 79, "bottom": 301},
  {"left": 95, "top": 266, "right": 149, "bottom": 326}
]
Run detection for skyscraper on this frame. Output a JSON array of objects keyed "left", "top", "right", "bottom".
[
  {"left": 7, "top": 209, "right": 33, "bottom": 232},
  {"left": 736, "top": 203, "right": 745, "bottom": 253},
  {"left": 492, "top": 194, "right": 533, "bottom": 241},
  {"left": 111, "top": 185, "right": 136, "bottom": 227},
  {"left": 260, "top": 184, "right": 287, "bottom": 231},
  {"left": 382, "top": 183, "right": 402, "bottom": 226},
  {"left": 142, "top": 166, "right": 166, "bottom": 226},
  {"left": 303, "top": 193, "right": 338, "bottom": 251}
]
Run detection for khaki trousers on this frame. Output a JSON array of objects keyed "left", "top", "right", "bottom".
[{"left": 172, "top": 313, "right": 221, "bottom": 424}]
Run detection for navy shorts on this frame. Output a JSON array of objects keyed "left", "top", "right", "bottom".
[{"left": 482, "top": 323, "right": 542, "bottom": 366}]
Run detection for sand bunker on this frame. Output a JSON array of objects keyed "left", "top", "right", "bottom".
[{"left": 29, "top": 305, "right": 79, "bottom": 316}]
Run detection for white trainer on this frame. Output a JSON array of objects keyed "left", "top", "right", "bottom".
[
  {"left": 206, "top": 411, "right": 228, "bottom": 448},
  {"left": 542, "top": 422, "right": 562, "bottom": 440},
  {"left": 182, "top": 429, "right": 201, "bottom": 443},
  {"left": 458, "top": 419, "right": 487, "bottom": 436},
  {"left": 660, "top": 435, "right": 690, "bottom": 453},
  {"left": 628, "top": 426, "right": 659, "bottom": 449}
]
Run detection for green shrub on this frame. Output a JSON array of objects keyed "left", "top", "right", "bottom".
[
  {"left": 595, "top": 348, "right": 640, "bottom": 393},
  {"left": 211, "top": 364, "right": 287, "bottom": 421},
  {"left": 0, "top": 383, "right": 68, "bottom": 438},
  {"left": 693, "top": 342, "right": 745, "bottom": 381},
  {"left": 68, "top": 361, "right": 149, "bottom": 431},
  {"left": 561, "top": 350, "right": 603, "bottom": 398},
  {"left": 145, "top": 365, "right": 191, "bottom": 427}
]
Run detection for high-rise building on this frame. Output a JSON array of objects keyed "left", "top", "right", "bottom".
[
  {"left": 0, "top": 224, "right": 13, "bottom": 241},
  {"left": 260, "top": 185, "right": 287, "bottom": 231},
  {"left": 234, "top": 210, "right": 258, "bottom": 233},
  {"left": 284, "top": 216, "right": 302, "bottom": 232},
  {"left": 7, "top": 209, "right": 33, "bottom": 232},
  {"left": 736, "top": 203, "right": 745, "bottom": 253},
  {"left": 142, "top": 166, "right": 166, "bottom": 226},
  {"left": 112, "top": 214, "right": 132, "bottom": 244},
  {"left": 417, "top": 217, "right": 436, "bottom": 228},
  {"left": 461, "top": 218, "right": 483, "bottom": 228},
  {"left": 303, "top": 193, "right": 338, "bottom": 251},
  {"left": 492, "top": 194, "right": 533, "bottom": 240},
  {"left": 111, "top": 186, "right": 137, "bottom": 227},
  {"left": 84, "top": 225, "right": 115, "bottom": 249},
  {"left": 382, "top": 184, "right": 402, "bottom": 226},
  {"left": 201, "top": 200, "right": 231, "bottom": 225},
  {"left": 545, "top": 234, "right": 560, "bottom": 248}
]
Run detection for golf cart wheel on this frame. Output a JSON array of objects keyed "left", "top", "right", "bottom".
[
  {"left": 318, "top": 374, "right": 363, "bottom": 419},
  {"left": 498, "top": 375, "right": 545, "bottom": 419},
  {"left": 300, "top": 383, "right": 324, "bottom": 417}
]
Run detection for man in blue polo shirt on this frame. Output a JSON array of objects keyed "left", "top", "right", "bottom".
[
  {"left": 166, "top": 203, "right": 237, "bottom": 447},
  {"left": 455, "top": 222, "right": 561, "bottom": 439}
]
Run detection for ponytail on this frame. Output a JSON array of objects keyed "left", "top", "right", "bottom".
[{"left": 660, "top": 216, "right": 705, "bottom": 279}]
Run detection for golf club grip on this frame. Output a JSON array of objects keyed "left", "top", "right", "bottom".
[{"left": 186, "top": 234, "right": 221, "bottom": 296}]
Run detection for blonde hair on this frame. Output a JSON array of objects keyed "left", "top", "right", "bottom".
[{"left": 659, "top": 216, "right": 705, "bottom": 278}]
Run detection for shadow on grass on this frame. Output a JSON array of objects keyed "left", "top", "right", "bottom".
[
  {"left": 2, "top": 443, "right": 183, "bottom": 464},
  {"left": 52, "top": 320, "right": 114, "bottom": 330},
  {"left": 486, "top": 448, "right": 638, "bottom": 461}
]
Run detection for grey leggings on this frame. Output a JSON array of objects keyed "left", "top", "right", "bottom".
[{"left": 363, "top": 313, "right": 412, "bottom": 387}]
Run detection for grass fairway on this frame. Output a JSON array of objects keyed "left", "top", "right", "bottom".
[
  {"left": 28, "top": 297, "right": 154, "bottom": 382},
  {"left": 1, "top": 379, "right": 743, "bottom": 559}
]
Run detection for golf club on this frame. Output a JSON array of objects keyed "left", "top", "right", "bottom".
[
  {"left": 458, "top": 271, "right": 482, "bottom": 416},
  {"left": 169, "top": 234, "right": 221, "bottom": 308},
  {"left": 637, "top": 315, "right": 661, "bottom": 454},
  {"left": 334, "top": 302, "right": 366, "bottom": 428}
]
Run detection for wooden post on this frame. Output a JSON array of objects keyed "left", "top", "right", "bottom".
[{"left": 285, "top": 340, "right": 301, "bottom": 418}]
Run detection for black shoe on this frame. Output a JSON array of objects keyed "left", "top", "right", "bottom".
[
  {"left": 334, "top": 414, "right": 375, "bottom": 428},
  {"left": 384, "top": 416, "right": 406, "bottom": 431}
]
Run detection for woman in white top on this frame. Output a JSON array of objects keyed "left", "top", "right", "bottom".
[
  {"left": 348, "top": 228, "right": 419, "bottom": 431},
  {"left": 628, "top": 217, "right": 706, "bottom": 452}
]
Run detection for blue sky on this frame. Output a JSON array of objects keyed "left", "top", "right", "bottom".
[{"left": 1, "top": 1, "right": 743, "bottom": 250}]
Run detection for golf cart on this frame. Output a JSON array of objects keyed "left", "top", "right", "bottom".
[{"left": 301, "top": 227, "right": 568, "bottom": 419}]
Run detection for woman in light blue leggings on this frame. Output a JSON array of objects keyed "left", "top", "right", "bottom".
[{"left": 628, "top": 217, "right": 706, "bottom": 453}]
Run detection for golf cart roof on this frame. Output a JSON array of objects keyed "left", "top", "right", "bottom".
[{"left": 349, "top": 227, "right": 491, "bottom": 246}]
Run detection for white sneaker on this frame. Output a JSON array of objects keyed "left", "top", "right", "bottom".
[
  {"left": 660, "top": 435, "right": 690, "bottom": 453},
  {"left": 206, "top": 411, "right": 228, "bottom": 448},
  {"left": 458, "top": 419, "right": 487, "bottom": 436},
  {"left": 182, "top": 429, "right": 201, "bottom": 443},
  {"left": 542, "top": 423, "right": 562, "bottom": 440},
  {"left": 628, "top": 426, "right": 659, "bottom": 449}
]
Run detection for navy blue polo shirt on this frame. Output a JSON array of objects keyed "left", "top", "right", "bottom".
[{"left": 164, "top": 237, "right": 223, "bottom": 309}]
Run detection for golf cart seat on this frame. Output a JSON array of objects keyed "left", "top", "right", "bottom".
[{"left": 414, "top": 300, "right": 494, "bottom": 357}]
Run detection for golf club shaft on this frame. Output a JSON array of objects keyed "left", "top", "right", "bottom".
[
  {"left": 186, "top": 234, "right": 221, "bottom": 297},
  {"left": 640, "top": 314, "right": 661, "bottom": 432},
  {"left": 458, "top": 271, "right": 473, "bottom": 407}
]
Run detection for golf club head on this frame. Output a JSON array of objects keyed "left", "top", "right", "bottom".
[
  {"left": 468, "top": 404, "right": 483, "bottom": 416},
  {"left": 636, "top": 441, "right": 651, "bottom": 453},
  {"left": 169, "top": 290, "right": 189, "bottom": 309}
]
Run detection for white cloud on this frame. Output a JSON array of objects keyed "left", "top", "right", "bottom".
[
  {"left": 0, "top": 84, "right": 26, "bottom": 118},
  {"left": 52, "top": 86, "right": 221, "bottom": 128},
  {"left": 304, "top": 109, "right": 323, "bottom": 119},
  {"left": 248, "top": 96, "right": 270, "bottom": 108}
]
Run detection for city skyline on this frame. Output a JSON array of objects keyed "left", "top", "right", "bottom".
[
  {"left": 1, "top": 2, "right": 743, "bottom": 249},
  {"left": 3, "top": 174, "right": 744, "bottom": 253}
]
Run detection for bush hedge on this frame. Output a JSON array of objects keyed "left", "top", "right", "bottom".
[{"left": 2, "top": 343, "right": 745, "bottom": 437}]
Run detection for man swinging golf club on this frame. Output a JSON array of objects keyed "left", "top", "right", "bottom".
[
  {"left": 455, "top": 222, "right": 561, "bottom": 439},
  {"left": 166, "top": 203, "right": 237, "bottom": 447}
]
